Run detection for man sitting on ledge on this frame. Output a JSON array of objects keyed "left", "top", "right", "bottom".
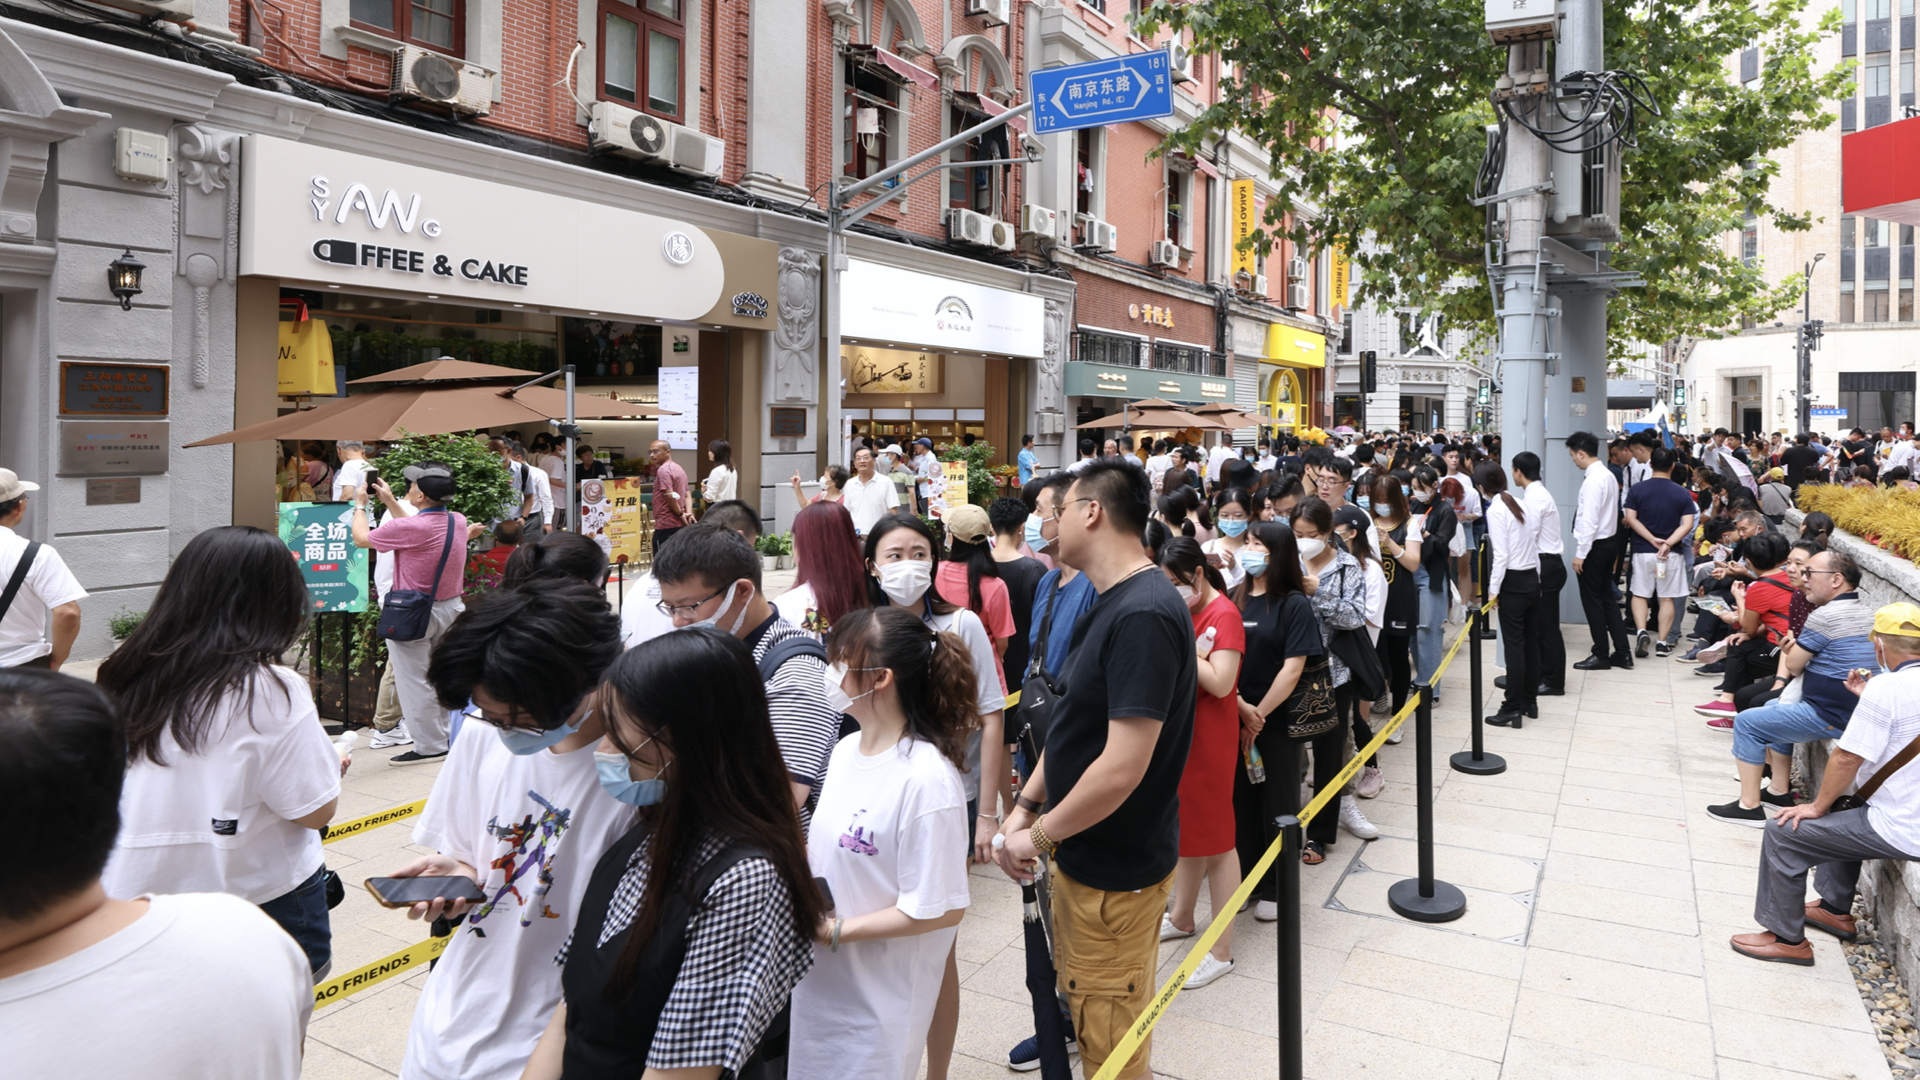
[{"left": 1732, "top": 602, "right": 1920, "bottom": 966}]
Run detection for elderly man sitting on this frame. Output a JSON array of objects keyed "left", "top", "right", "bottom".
[
  {"left": 1708, "top": 549, "right": 1876, "bottom": 826},
  {"left": 1731, "top": 602, "right": 1920, "bottom": 965}
]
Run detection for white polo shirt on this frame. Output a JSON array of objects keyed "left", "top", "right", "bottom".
[
  {"left": 0, "top": 526, "right": 86, "bottom": 667},
  {"left": 841, "top": 471, "right": 900, "bottom": 536}
]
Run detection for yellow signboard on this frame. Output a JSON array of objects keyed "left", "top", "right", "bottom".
[
  {"left": 939, "top": 461, "right": 968, "bottom": 516},
  {"left": 277, "top": 316, "right": 336, "bottom": 396},
  {"left": 1266, "top": 326, "right": 1327, "bottom": 369},
  {"left": 843, "top": 345, "right": 944, "bottom": 394},
  {"left": 1231, "top": 179, "right": 1257, "bottom": 278},
  {"left": 1329, "top": 249, "right": 1350, "bottom": 310},
  {"left": 580, "top": 476, "right": 645, "bottom": 565}
]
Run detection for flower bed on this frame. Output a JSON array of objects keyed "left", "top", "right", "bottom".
[{"left": 1797, "top": 485, "right": 1920, "bottom": 563}]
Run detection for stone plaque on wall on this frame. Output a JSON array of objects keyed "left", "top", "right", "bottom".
[{"left": 59, "top": 421, "right": 169, "bottom": 476}]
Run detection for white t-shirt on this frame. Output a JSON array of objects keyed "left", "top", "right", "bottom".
[
  {"left": 1837, "top": 663, "right": 1920, "bottom": 857},
  {"left": 0, "top": 893, "right": 311, "bottom": 1080},
  {"left": 1201, "top": 537, "right": 1247, "bottom": 591},
  {"left": 702, "top": 464, "right": 737, "bottom": 503},
  {"left": 1208, "top": 444, "right": 1234, "bottom": 481},
  {"left": 332, "top": 458, "right": 371, "bottom": 502},
  {"left": 774, "top": 581, "right": 827, "bottom": 637},
  {"left": 921, "top": 607, "right": 1006, "bottom": 802},
  {"left": 1361, "top": 556, "right": 1387, "bottom": 643},
  {"left": 618, "top": 570, "right": 675, "bottom": 648},
  {"left": 402, "top": 726, "right": 637, "bottom": 1080},
  {"left": 0, "top": 526, "right": 86, "bottom": 667},
  {"left": 538, "top": 453, "right": 569, "bottom": 497},
  {"left": 523, "top": 461, "right": 554, "bottom": 519},
  {"left": 1449, "top": 489, "right": 1481, "bottom": 557},
  {"left": 1145, "top": 453, "right": 1173, "bottom": 490},
  {"left": 103, "top": 667, "right": 340, "bottom": 905},
  {"left": 790, "top": 734, "right": 970, "bottom": 1080},
  {"left": 841, "top": 473, "right": 900, "bottom": 536}
]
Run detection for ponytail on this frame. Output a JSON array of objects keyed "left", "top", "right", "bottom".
[{"left": 825, "top": 607, "right": 979, "bottom": 772}]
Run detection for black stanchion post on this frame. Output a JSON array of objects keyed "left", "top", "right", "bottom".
[
  {"left": 341, "top": 612, "right": 354, "bottom": 728},
  {"left": 1388, "top": 683, "right": 1468, "bottom": 923},
  {"left": 1451, "top": 606, "right": 1507, "bottom": 775},
  {"left": 1275, "top": 813, "right": 1304, "bottom": 1080}
]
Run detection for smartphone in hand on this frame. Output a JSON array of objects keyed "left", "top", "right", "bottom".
[
  {"left": 364, "top": 875, "right": 486, "bottom": 909},
  {"left": 813, "top": 875, "right": 835, "bottom": 912}
]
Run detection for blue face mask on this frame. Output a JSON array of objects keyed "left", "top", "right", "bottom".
[
  {"left": 1218, "top": 518, "right": 1249, "bottom": 538},
  {"left": 595, "top": 751, "right": 669, "bottom": 806},
  {"left": 1024, "top": 516, "right": 1051, "bottom": 552},
  {"left": 496, "top": 713, "right": 583, "bottom": 756},
  {"left": 1356, "top": 496, "right": 1373, "bottom": 512},
  {"left": 1274, "top": 514, "right": 1290, "bottom": 528},
  {"left": 1240, "top": 551, "right": 1269, "bottom": 577}
]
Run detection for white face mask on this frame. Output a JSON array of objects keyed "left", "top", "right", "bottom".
[
  {"left": 876, "top": 559, "right": 933, "bottom": 607},
  {"left": 820, "top": 475, "right": 834, "bottom": 491},
  {"left": 823, "top": 662, "right": 881, "bottom": 714},
  {"left": 684, "top": 581, "right": 752, "bottom": 635},
  {"left": 1296, "top": 537, "right": 1328, "bottom": 561}
]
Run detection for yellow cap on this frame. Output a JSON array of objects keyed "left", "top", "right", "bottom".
[
  {"left": 1765, "top": 466, "right": 1786, "bottom": 481},
  {"left": 1874, "top": 603, "right": 1920, "bottom": 638}
]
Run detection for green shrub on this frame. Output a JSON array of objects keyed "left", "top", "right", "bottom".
[
  {"left": 374, "top": 432, "right": 517, "bottom": 528},
  {"left": 108, "top": 607, "right": 144, "bottom": 641}
]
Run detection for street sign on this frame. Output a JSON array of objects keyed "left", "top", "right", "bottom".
[
  {"left": 1811, "top": 407, "right": 1847, "bottom": 419},
  {"left": 1029, "top": 52, "right": 1175, "bottom": 134}
]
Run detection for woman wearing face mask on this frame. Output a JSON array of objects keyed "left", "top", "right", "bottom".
[
  {"left": 791, "top": 464, "right": 850, "bottom": 510},
  {"left": 1369, "top": 476, "right": 1421, "bottom": 750},
  {"left": 1332, "top": 504, "right": 1391, "bottom": 798},
  {"left": 1201, "top": 488, "right": 1254, "bottom": 591},
  {"left": 1406, "top": 465, "right": 1459, "bottom": 702},
  {"left": 774, "top": 500, "right": 870, "bottom": 637},
  {"left": 1154, "top": 539, "right": 1245, "bottom": 988},
  {"left": 860, "top": 514, "right": 1007, "bottom": 1080},
  {"left": 519, "top": 629, "right": 821, "bottom": 1080},
  {"left": 1439, "top": 475, "right": 1483, "bottom": 619},
  {"left": 789, "top": 607, "right": 977, "bottom": 1080},
  {"left": 1292, "top": 497, "right": 1378, "bottom": 845},
  {"left": 1477, "top": 461, "right": 1542, "bottom": 729}
]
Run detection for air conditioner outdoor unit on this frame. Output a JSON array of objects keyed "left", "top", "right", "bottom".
[
  {"left": 1150, "top": 240, "right": 1182, "bottom": 268},
  {"left": 390, "top": 46, "right": 495, "bottom": 116},
  {"left": 668, "top": 125, "right": 726, "bottom": 178},
  {"left": 989, "top": 219, "right": 1018, "bottom": 252},
  {"left": 966, "top": 0, "right": 1011, "bottom": 25},
  {"left": 589, "top": 100, "right": 672, "bottom": 161},
  {"left": 1018, "top": 204, "right": 1058, "bottom": 239},
  {"left": 1085, "top": 219, "right": 1119, "bottom": 254},
  {"left": 1286, "top": 256, "right": 1310, "bottom": 281},
  {"left": 947, "top": 208, "right": 996, "bottom": 247},
  {"left": 1252, "top": 274, "right": 1269, "bottom": 296},
  {"left": 1286, "top": 282, "right": 1311, "bottom": 310},
  {"left": 1169, "top": 44, "right": 1196, "bottom": 84}
]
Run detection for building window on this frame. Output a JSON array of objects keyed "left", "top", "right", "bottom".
[
  {"left": 352, "top": 0, "right": 463, "bottom": 52},
  {"left": 844, "top": 60, "right": 903, "bottom": 180},
  {"left": 1163, "top": 164, "right": 1192, "bottom": 247},
  {"left": 1867, "top": 217, "right": 1890, "bottom": 247},
  {"left": 1867, "top": 54, "right": 1892, "bottom": 97},
  {"left": 1741, "top": 213, "right": 1759, "bottom": 266},
  {"left": 1866, "top": 287, "right": 1892, "bottom": 321},
  {"left": 1840, "top": 371, "right": 1915, "bottom": 432},
  {"left": 600, "top": 0, "right": 683, "bottom": 118},
  {"left": 1843, "top": 215, "right": 1857, "bottom": 249},
  {"left": 1339, "top": 309, "right": 1353, "bottom": 353},
  {"left": 948, "top": 105, "right": 1007, "bottom": 215},
  {"left": 1075, "top": 128, "right": 1099, "bottom": 218},
  {"left": 1334, "top": 394, "right": 1362, "bottom": 429},
  {"left": 1841, "top": 281, "right": 1856, "bottom": 323},
  {"left": 1867, "top": 0, "right": 1891, "bottom": 16},
  {"left": 1901, "top": 283, "right": 1914, "bottom": 322}
]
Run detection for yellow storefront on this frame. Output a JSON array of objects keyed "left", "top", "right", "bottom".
[{"left": 1262, "top": 326, "right": 1326, "bottom": 433}]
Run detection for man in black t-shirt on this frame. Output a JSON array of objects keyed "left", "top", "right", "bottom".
[
  {"left": 996, "top": 459, "right": 1195, "bottom": 1080},
  {"left": 986, "top": 497, "right": 1047, "bottom": 688},
  {"left": 1779, "top": 433, "right": 1825, "bottom": 490}
]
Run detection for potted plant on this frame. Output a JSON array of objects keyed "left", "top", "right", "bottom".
[
  {"left": 108, "top": 607, "right": 145, "bottom": 646},
  {"left": 755, "top": 531, "right": 795, "bottom": 571}
]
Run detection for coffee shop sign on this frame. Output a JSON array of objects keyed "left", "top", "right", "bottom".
[{"left": 307, "top": 176, "right": 531, "bottom": 287}]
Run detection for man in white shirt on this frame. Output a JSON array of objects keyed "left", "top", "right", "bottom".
[
  {"left": 840, "top": 446, "right": 900, "bottom": 537},
  {"left": 1255, "top": 439, "right": 1278, "bottom": 473},
  {"left": 0, "top": 671, "right": 311, "bottom": 1079},
  {"left": 907, "top": 437, "right": 941, "bottom": 513},
  {"left": 1624, "top": 432, "right": 1654, "bottom": 491},
  {"left": 1567, "top": 432, "right": 1632, "bottom": 670},
  {"left": 1733, "top": 603, "right": 1920, "bottom": 966},
  {"left": 1145, "top": 439, "right": 1174, "bottom": 492},
  {"left": 1066, "top": 437, "right": 1098, "bottom": 473},
  {"left": 1888, "top": 431, "right": 1920, "bottom": 474},
  {"left": 1207, "top": 438, "right": 1235, "bottom": 484},
  {"left": 0, "top": 469, "right": 84, "bottom": 670},
  {"left": 489, "top": 439, "right": 536, "bottom": 524},
  {"left": 510, "top": 443, "right": 554, "bottom": 533},
  {"left": 332, "top": 441, "right": 373, "bottom": 502},
  {"left": 1514, "top": 451, "right": 1567, "bottom": 697}
]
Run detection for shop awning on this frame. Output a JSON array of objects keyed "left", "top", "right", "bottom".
[
  {"left": 849, "top": 45, "right": 938, "bottom": 90},
  {"left": 1843, "top": 114, "right": 1920, "bottom": 226},
  {"left": 1267, "top": 326, "right": 1327, "bottom": 368},
  {"left": 971, "top": 92, "right": 1028, "bottom": 134},
  {"left": 1180, "top": 154, "right": 1219, "bottom": 180}
]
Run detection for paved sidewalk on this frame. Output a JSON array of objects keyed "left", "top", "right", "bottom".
[{"left": 300, "top": 621, "right": 1894, "bottom": 1080}]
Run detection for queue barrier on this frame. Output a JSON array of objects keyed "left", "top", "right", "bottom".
[
  {"left": 1088, "top": 597, "right": 1500, "bottom": 1080},
  {"left": 322, "top": 798, "right": 427, "bottom": 845},
  {"left": 313, "top": 934, "right": 449, "bottom": 1008}
]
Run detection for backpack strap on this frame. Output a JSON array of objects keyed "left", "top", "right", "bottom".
[
  {"left": 757, "top": 633, "right": 827, "bottom": 682},
  {"left": 0, "top": 541, "right": 40, "bottom": 626}
]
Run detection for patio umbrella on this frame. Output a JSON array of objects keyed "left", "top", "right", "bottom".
[
  {"left": 1332, "top": 424, "right": 1359, "bottom": 435},
  {"left": 1022, "top": 879, "right": 1073, "bottom": 1080},
  {"left": 1076, "top": 401, "right": 1233, "bottom": 431},
  {"left": 183, "top": 384, "right": 665, "bottom": 446},
  {"left": 1189, "top": 403, "right": 1261, "bottom": 429},
  {"left": 347, "top": 358, "right": 541, "bottom": 384}
]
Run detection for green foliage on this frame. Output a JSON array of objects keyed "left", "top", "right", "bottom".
[
  {"left": 936, "top": 440, "right": 998, "bottom": 506},
  {"left": 375, "top": 432, "right": 518, "bottom": 527},
  {"left": 1138, "top": 0, "right": 1851, "bottom": 355},
  {"left": 108, "top": 607, "right": 145, "bottom": 642},
  {"left": 754, "top": 532, "right": 794, "bottom": 557}
]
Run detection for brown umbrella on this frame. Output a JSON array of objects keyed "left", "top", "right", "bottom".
[
  {"left": 1189, "top": 403, "right": 1261, "bottom": 429},
  {"left": 347, "top": 358, "right": 540, "bottom": 385},
  {"left": 1076, "top": 402, "right": 1234, "bottom": 431},
  {"left": 183, "top": 384, "right": 667, "bottom": 447}
]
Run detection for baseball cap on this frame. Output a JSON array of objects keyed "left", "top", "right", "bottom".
[
  {"left": 402, "top": 461, "right": 457, "bottom": 501},
  {"left": 944, "top": 503, "right": 992, "bottom": 545},
  {"left": 914, "top": 437, "right": 934, "bottom": 449},
  {"left": 880, "top": 444, "right": 905, "bottom": 457},
  {"left": 1765, "top": 466, "right": 1786, "bottom": 481},
  {"left": 1874, "top": 603, "right": 1920, "bottom": 639},
  {"left": 0, "top": 468, "right": 40, "bottom": 503},
  {"left": 1332, "top": 503, "right": 1371, "bottom": 538}
]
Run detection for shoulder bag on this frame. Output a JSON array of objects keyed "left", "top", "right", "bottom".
[
  {"left": 1323, "top": 564, "right": 1388, "bottom": 702},
  {"left": 0, "top": 540, "right": 41, "bottom": 626},
  {"left": 1283, "top": 654, "right": 1340, "bottom": 739},
  {"left": 377, "top": 512, "right": 458, "bottom": 641},
  {"left": 1830, "top": 733, "right": 1920, "bottom": 812},
  {"left": 1011, "top": 578, "right": 1069, "bottom": 754}
]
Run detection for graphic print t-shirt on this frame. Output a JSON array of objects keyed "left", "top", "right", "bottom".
[{"left": 402, "top": 729, "right": 636, "bottom": 1080}]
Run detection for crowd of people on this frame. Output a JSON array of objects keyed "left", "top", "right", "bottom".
[{"left": 8, "top": 416, "right": 1920, "bottom": 1079}]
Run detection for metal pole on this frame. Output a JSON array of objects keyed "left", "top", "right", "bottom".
[
  {"left": 1452, "top": 604, "right": 1508, "bottom": 775},
  {"left": 564, "top": 364, "right": 578, "bottom": 531},
  {"left": 1275, "top": 812, "right": 1304, "bottom": 1080},
  {"left": 1389, "top": 682, "right": 1468, "bottom": 921}
]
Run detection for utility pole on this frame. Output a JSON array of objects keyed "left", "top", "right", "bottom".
[{"left": 1796, "top": 252, "right": 1826, "bottom": 434}]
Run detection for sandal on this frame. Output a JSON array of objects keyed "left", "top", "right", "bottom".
[{"left": 1301, "top": 840, "right": 1327, "bottom": 865}]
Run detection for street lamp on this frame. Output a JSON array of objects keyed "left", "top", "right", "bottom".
[{"left": 1796, "top": 251, "right": 1826, "bottom": 434}]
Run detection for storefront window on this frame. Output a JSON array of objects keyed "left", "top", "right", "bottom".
[
  {"left": 1334, "top": 394, "right": 1361, "bottom": 429},
  {"left": 1840, "top": 372, "right": 1916, "bottom": 431},
  {"left": 295, "top": 292, "right": 559, "bottom": 386}
]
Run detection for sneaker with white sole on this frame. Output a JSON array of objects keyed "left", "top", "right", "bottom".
[
  {"left": 1184, "top": 954, "right": 1235, "bottom": 989},
  {"left": 1253, "top": 900, "right": 1278, "bottom": 922},
  {"left": 1370, "top": 694, "right": 1392, "bottom": 718},
  {"left": 1338, "top": 796, "right": 1380, "bottom": 840},
  {"left": 367, "top": 725, "right": 413, "bottom": 749},
  {"left": 1386, "top": 725, "right": 1404, "bottom": 745},
  {"left": 1007, "top": 1034, "right": 1078, "bottom": 1072},
  {"left": 1160, "top": 913, "right": 1195, "bottom": 941},
  {"left": 389, "top": 749, "right": 447, "bottom": 766},
  {"left": 1355, "top": 765, "right": 1385, "bottom": 799}
]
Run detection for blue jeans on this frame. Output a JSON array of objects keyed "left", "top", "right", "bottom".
[
  {"left": 1412, "top": 569, "right": 1448, "bottom": 686},
  {"left": 259, "top": 864, "right": 332, "bottom": 977},
  {"left": 1732, "top": 700, "right": 1844, "bottom": 765}
]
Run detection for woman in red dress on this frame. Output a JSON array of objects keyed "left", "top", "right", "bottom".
[{"left": 1155, "top": 537, "right": 1246, "bottom": 990}]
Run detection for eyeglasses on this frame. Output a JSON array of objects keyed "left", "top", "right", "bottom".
[{"left": 656, "top": 587, "right": 727, "bottom": 617}]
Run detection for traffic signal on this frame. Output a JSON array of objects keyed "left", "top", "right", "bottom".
[
  {"left": 1477, "top": 378, "right": 1491, "bottom": 406},
  {"left": 1360, "top": 350, "right": 1377, "bottom": 394},
  {"left": 1801, "top": 319, "right": 1825, "bottom": 351},
  {"left": 1673, "top": 383, "right": 1686, "bottom": 406}
]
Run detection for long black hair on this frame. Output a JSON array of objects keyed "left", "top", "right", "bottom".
[
  {"left": 1159, "top": 536, "right": 1227, "bottom": 596},
  {"left": 862, "top": 515, "right": 959, "bottom": 614},
  {"left": 99, "top": 526, "right": 309, "bottom": 765},
  {"left": 597, "top": 629, "right": 824, "bottom": 1000},
  {"left": 944, "top": 532, "right": 1001, "bottom": 613},
  {"left": 1235, "top": 521, "right": 1308, "bottom": 605},
  {"left": 826, "top": 607, "right": 979, "bottom": 771},
  {"left": 501, "top": 531, "right": 608, "bottom": 588}
]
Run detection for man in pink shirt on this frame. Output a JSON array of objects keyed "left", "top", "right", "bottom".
[
  {"left": 648, "top": 440, "right": 690, "bottom": 553},
  {"left": 353, "top": 462, "right": 468, "bottom": 765}
]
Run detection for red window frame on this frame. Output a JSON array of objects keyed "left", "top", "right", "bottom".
[{"left": 596, "top": 0, "right": 686, "bottom": 122}]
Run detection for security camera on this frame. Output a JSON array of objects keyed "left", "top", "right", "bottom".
[{"left": 1022, "top": 135, "right": 1045, "bottom": 163}]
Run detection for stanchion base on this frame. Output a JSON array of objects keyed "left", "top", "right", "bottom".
[
  {"left": 1388, "top": 878, "right": 1467, "bottom": 923},
  {"left": 1450, "top": 750, "right": 1507, "bottom": 776}
]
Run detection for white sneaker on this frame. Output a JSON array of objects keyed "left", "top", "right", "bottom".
[
  {"left": 1184, "top": 954, "right": 1235, "bottom": 989},
  {"left": 1355, "top": 765, "right": 1385, "bottom": 799},
  {"left": 1160, "top": 913, "right": 1195, "bottom": 941},
  {"left": 1386, "top": 724, "right": 1404, "bottom": 745},
  {"left": 368, "top": 724, "right": 413, "bottom": 749},
  {"left": 1339, "top": 796, "right": 1381, "bottom": 840},
  {"left": 1253, "top": 900, "right": 1278, "bottom": 922},
  {"left": 1370, "top": 693, "right": 1392, "bottom": 718}
]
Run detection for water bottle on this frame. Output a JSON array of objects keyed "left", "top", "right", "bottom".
[
  {"left": 333, "top": 730, "right": 356, "bottom": 763},
  {"left": 1196, "top": 626, "right": 1217, "bottom": 657},
  {"left": 1245, "top": 743, "right": 1266, "bottom": 784}
]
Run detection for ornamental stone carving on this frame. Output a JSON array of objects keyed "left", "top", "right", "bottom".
[
  {"left": 176, "top": 124, "right": 241, "bottom": 280},
  {"left": 1378, "top": 363, "right": 1401, "bottom": 387},
  {"left": 772, "top": 247, "right": 820, "bottom": 402},
  {"left": 1036, "top": 297, "right": 1067, "bottom": 419},
  {"left": 0, "top": 29, "right": 106, "bottom": 246}
]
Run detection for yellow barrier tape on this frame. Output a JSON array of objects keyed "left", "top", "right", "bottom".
[
  {"left": 313, "top": 934, "right": 448, "bottom": 1008},
  {"left": 1087, "top": 596, "right": 1500, "bottom": 1080},
  {"left": 322, "top": 799, "right": 426, "bottom": 845}
]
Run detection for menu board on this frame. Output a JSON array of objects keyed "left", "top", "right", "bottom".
[{"left": 658, "top": 366, "right": 699, "bottom": 450}]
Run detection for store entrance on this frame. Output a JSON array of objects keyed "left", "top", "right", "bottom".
[{"left": 1400, "top": 394, "right": 1445, "bottom": 432}]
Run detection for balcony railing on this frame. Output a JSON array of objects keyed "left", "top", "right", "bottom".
[{"left": 1074, "top": 329, "right": 1227, "bottom": 378}]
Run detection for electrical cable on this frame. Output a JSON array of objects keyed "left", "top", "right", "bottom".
[{"left": 1494, "top": 68, "right": 1660, "bottom": 155}]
